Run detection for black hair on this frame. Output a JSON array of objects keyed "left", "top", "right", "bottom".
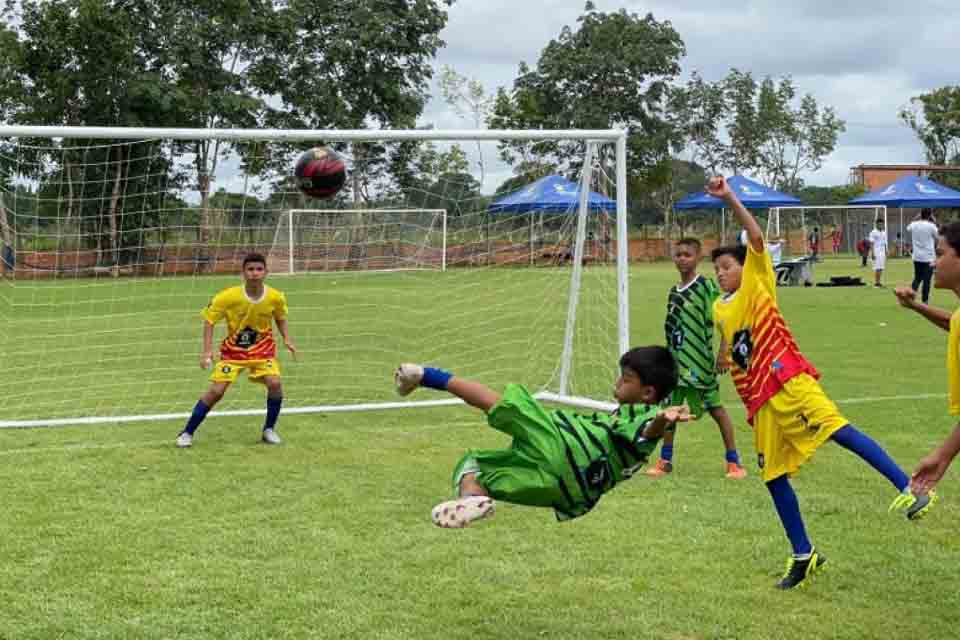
[
  {"left": 619, "top": 346, "right": 678, "bottom": 403},
  {"left": 242, "top": 252, "right": 267, "bottom": 268},
  {"left": 711, "top": 244, "right": 747, "bottom": 266},
  {"left": 921, "top": 208, "right": 934, "bottom": 220},
  {"left": 675, "top": 237, "right": 702, "bottom": 252},
  {"left": 941, "top": 221, "right": 960, "bottom": 256}
]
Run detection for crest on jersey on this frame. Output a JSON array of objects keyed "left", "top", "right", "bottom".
[
  {"left": 731, "top": 329, "right": 753, "bottom": 370},
  {"left": 670, "top": 328, "right": 684, "bottom": 350},
  {"left": 236, "top": 327, "right": 259, "bottom": 348}
]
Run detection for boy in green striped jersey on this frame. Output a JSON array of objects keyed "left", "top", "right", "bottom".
[
  {"left": 394, "top": 347, "right": 691, "bottom": 527},
  {"left": 647, "top": 237, "right": 746, "bottom": 479}
]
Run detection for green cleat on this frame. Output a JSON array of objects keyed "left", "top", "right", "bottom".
[
  {"left": 889, "top": 489, "right": 938, "bottom": 521},
  {"left": 776, "top": 550, "right": 827, "bottom": 590}
]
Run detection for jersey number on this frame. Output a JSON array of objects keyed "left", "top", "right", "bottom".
[{"left": 670, "top": 328, "right": 684, "bottom": 350}]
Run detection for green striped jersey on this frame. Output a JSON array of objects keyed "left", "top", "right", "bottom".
[
  {"left": 548, "top": 403, "right": 660, "bottom": 521},
  {"left": 664, "top": 274, "right": 720, "bottom": 390}
]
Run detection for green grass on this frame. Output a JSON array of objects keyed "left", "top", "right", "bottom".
[{"left": 2, "top": 256, "right": 960, "bottom": 639}]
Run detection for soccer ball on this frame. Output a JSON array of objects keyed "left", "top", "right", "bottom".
[{"left": 294, "top": 147, "right": 347, "bottom": 198}]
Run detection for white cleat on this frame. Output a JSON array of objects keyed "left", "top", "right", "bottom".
[
  {"left": 261, "top": 428, "right": 282, "bottom": 445},
  {"left": 394, "top": 363, "right": 424, "bottom": 397},
  {"left": 175, "top": 431, "right": 193, "bottom": 448},
  {"left": 431, "top": 496, "right": 496, "bottom": 529}
]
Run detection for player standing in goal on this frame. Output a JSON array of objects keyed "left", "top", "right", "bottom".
[
  {"left": 394, "top": 347, "right": 691, "bottom": 527},
  {"left": 175, "top": 253, "right": 297, "bottom": 448},
  {"left": 708, "top": 176, "right": 935, "bottom": 589},
  {"left": 647, "top": 237, "right": 746, "bottom": 479}
]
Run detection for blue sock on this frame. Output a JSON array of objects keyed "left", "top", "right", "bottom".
[
  {"left": 766, "top": 475, "right": 813, "bottom": 556},
  {"left": 183, "top": 400, "right": 210, "bottom": 435},
  {"left": 660, "top": 444, "right": 674, "bottom": 462},
  {"left": 264, "top": 396, "right": 283, "bottom": 431},
  {"left": 725, "top": 449, "right": 740, "bottom": 464},
  {"left": 421, "top": 367, "right": 453, "bottom": 391},
  {"left": 831, "top": 424, "right": 909, "bottom": 492}
]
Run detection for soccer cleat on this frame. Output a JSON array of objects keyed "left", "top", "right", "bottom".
[
  {"left": 645, "top": 459, "right": 673, "bottom": 477},
  {"left": 889, "top": 489, "right": 938, "bottom": 521},
  {"left": 394, "top": 363, "right": 424, "bottom": 396},
  {"left": 776, "top": 550, "right": 827, "bottom": 590},
  {"left": 175, "top": 431, "right": 193, "bottom": 448},
  {"left": 725, "top": 462, "right": 747, "bottom": 479},
  {"left": 431, "top": 495, "right": 495, "bottom": 529},
  {"left": 261, "top": 428, "right": 282, "bottom": 445}
]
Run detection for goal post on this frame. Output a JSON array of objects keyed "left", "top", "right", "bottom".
[
  {"left": 0, "top": 126, "right": 630, "bottom": 428},
  {"left": 271, "top": 208, "right": 449, "bottom": 275}
]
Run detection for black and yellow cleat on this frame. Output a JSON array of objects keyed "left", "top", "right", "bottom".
[
  {"left": 776, "top": 550, "right": 827, "bottom": 590},
  {"left": 889, "top": 489, "right": 938, "bottom": 521}
]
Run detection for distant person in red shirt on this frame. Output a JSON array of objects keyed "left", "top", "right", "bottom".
[{"left": 832, "top": 228, "right": 842, "bottom": 254}]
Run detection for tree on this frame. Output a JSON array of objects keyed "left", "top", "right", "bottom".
[
  {"left": 437, "top": 65, "right": 493, "bottom": 186},
  {"left": 488, "top": 2, "right": 685, "bottom": 186},
  {"left": 900, "top": 86, "right": 960, "bottom": 189},
  {"left": 672, "top": 70, "right": 845, "bottom": 192}
]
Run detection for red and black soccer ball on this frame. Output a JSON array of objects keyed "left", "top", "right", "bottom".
[{"left": 294, "top": 147, "right": 347, "bottom": 198}]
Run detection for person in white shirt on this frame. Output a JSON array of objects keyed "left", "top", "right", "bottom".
[
  {"left": 869, "top": 218, "right": 888, "bottom": 287},
  {"left": 907, "top": 208, "right": 939, "bottom": 303},
  {"left": 768, "top": 237, "right": 784, "bottom": 266}
]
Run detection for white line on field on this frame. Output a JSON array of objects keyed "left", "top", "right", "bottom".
[{"left": 0, "top": 393, "right": 947, "bottom": 457}]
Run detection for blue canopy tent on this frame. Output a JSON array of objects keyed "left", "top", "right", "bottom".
[
  {"left": 488, "top": 175, "right": 615, "bottom": 213},
  {"left": 849, "top": 175, "right": 960, "bottom": 247},
  {"left": 674, "top": 175, "right": 801, "bottom": 243},
  {"left": 488, "top": 175, "right": 616, "bottom": 263}
]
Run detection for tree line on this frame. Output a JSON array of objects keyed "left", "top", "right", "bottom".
[{"left": 0, "top": 1, "right": 956, "bottom": 262}]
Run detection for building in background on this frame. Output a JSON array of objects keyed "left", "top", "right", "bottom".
[{"left": 851, "top": 164, "right": 960, "bottom": 191}]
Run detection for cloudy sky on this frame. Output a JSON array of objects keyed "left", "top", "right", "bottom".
[{"left": 421, "top": 0, "right": 956, "bottom": 190}]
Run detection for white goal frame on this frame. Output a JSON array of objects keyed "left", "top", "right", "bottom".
[
  {"left": 0, "top": 126, "right": 630, "bottom": 427},
  {"left": 276, "top": 208, "right": 448, "bottom": 274}
]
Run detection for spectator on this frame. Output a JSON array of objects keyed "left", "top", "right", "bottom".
[
  {"left": 808, "top": 227, "right": 820, "bottom": 261},
  {"left": 907, "top": 208, "right": 939, "bottom": 304},
  {"left": 832, "top": 227, "right": 843, "bottom": 254}
]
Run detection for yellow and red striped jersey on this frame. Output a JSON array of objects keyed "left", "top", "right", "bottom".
[
  {"left": 712, "top": 243, "right": 818, "bottom": 422},
  {"left": 201, "top": 285, "right": 288, "bottom": 361}
]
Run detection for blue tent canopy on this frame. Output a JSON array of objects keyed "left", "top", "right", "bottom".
[
  {"left": 488, "top": 175, "right": 616, "bottom": 213},
  {"left": 849, "top": 175, "right": 960, "bottom": 208},
  {"left": 674, "top": 175, "right": 802, "bottom": 210}
]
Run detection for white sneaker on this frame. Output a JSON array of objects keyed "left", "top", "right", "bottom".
[
  {"left": 262, "top": 428, "right": 282, "bottom": 445},
  {"left": 394, "top": 363, "right": 424, "bottom": 396},
  {"left": 175, "top": 432, "right": 193, "bottom": 448},
  {"left": 431, "top": 495, "right": 496, "bottom": 529}
]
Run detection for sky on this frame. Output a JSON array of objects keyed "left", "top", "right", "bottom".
[{"left": 421, "top": 0, "right": 957, "bottom": 191}]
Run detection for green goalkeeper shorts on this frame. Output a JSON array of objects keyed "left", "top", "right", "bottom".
[
  {"left": 451, "top": 384, "right": 569, "bottom": 509},
  {"left": 668, "top": 385, "right": 722, "bottom": 420}
]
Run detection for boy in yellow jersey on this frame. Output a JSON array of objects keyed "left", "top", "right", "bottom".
[
  {"left": 707, "top": 176, "right": 935, "bottom": 590},
  {"left": 894, "top": 221, "right": 960, "bottom": 494},
  {"left": 175, "top": 253, "right": 297, "bottom": 448}
]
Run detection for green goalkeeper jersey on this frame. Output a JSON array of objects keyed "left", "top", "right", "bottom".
[
  {"left": 664, "top": 274, "right": 720, "bottom": 391},
  {"left": 549, "top": 403, "right": 661, "bottom": 520}
]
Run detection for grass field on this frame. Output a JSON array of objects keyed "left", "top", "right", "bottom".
[{"left": 2, "top": 256, "right": 959, "bottom": 639}]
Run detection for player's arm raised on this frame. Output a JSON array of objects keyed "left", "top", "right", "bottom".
[
  {"left": 706, "top": 176, "right": 764, "bottom": 253},
  {"left": 894, "top": 286, "right": 952, "bottom": 331}
]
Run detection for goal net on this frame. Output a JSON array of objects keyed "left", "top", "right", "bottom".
[
  {"left": 0, "top": 127, "right": 628, "bottom": 428},
  {"left": 269, "top": 209, "right": 449, "bottom": 274}
]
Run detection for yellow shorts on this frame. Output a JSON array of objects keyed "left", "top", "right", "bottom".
[
  {"left": 752, "top": 374, "right": 847, "bottom": 482},
  {"left": 209, "top": 359, "right": 280, "bottom": 385}
]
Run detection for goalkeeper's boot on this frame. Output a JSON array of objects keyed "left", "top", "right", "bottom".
[
  {"left": 394, "top": 363, "right": 424, "bottom": 396},
  {"left": 889, "top": 488, "right": 938, "bottom": 521},
  {"left": 776, "top": 549, "right": 827, "bottom": 590},
  {"left": 645, "top": 459, "right": 672, "bottom": 477},
  {"left": 175, "top": 431, "right": 193, "bottom": 448},
  {"left": 262, "top": 428, "right": 282, "bottom": 445},
  {"left": 431, "top": 495, "right": 495, "bottom": 529}
]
